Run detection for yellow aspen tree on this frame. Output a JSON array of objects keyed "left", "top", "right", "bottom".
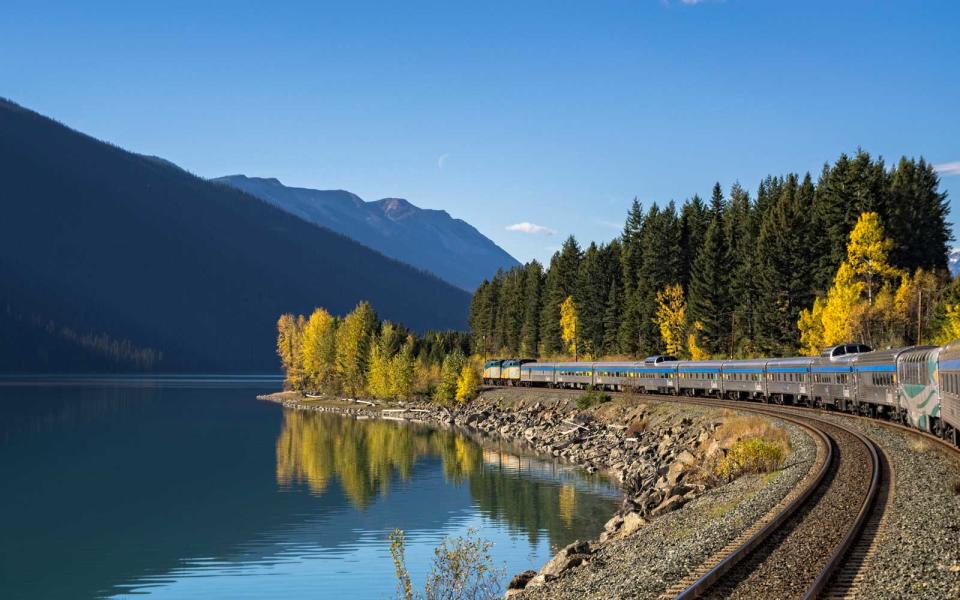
[
  {"left": 454, "top": 362, "right": 481, "bottom": 402},
  {"left": 335, "top": 301, "right": 377, "bottom": 397},
  {"left": 434, "top": 350, "right": 465, "bottom": 404},
  {"left": 819, "top": 262, "right": 865, "bottom": 346},
  {"left": 276, "top": 313, "right": 306, "bottom": 390},
  {"left": 301, "top": 307, "right": 336, "bottom": 392},
  {"left": 559, "top": 296, "right": 579, "bottom": 359},
  {"left": 389, "top": 339, "right": 416, "bottom": 400},
  {"left": 797, "top": 297, "right": 826, "bottom": 356},
  {"left": 846, "top": 211, "right": 901, "bottom": 306},
  {"left": 687, "top": 321, "right": 709, "bottom": 360},
  {"left": 934, "top": 304, "right": 960, "bottom": 345},
  {"left": 655, "top": 284, "right": 687, "bottom": 357},
  {"left": 365, "top": 332, "right": 390, "bottom": 399}
]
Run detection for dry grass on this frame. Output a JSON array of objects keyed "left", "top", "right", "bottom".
[
  {"left": 626, "top": 418, "right": 647, "bottom": 437},
  {"left": 707, "top": 411, "right": 792, "bottom": 482},
  {"left": 713, "top": 412, "right": 792, "bottom": 451},
  {"left": 908, "top": 436, "right": 930, "bottom": 453}
]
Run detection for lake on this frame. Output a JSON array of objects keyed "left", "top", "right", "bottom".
[{"left": 0, "top": 377, "right": 620, "bottom": 599}]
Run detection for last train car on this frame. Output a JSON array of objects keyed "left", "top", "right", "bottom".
[{"left": 936, "top": 340, "right": 960, "bottom": 444}]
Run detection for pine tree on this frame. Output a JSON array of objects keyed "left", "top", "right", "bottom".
[
  {"left": 886, "top": 157, "right": 951, "bottom": 273},
  {"left": 602, "top": 281, "right": 622, "bottom": 355},
  {"left": 618, "top": 200, "right": 645, "bottom": 355},
  {"left": 539, "top": 236, "right": 582, "bottom": 356},
  {"left": 688, "top": 183, "right": 730, "bottom": 355},
  {"left": 576, "top": 242, "right": 608, "bottom": 356},
  {"left": 724, "top": 183, "right": 757, "bottom": 355},
  {"left": 635, "top": 202, "right": 682, "bottom": 355},
  {"left": 754, "top": 174, "right": 817, "bottom": 354},
  {"left": 678, "top": 195, "right": 710, "bottom": 291},
  {"left": 519, "top": 261, "right": 543, "bottom": 357}
]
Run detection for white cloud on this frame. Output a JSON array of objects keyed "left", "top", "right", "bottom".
[
  {"left": 934, "top": 161, "right": 960, "bottom": 176},
  {"left": 437, "top": 153, "right": 450, "bottom": 169},
  {"left": 506, "top": 222, "right": 557, "bottom": 235}
]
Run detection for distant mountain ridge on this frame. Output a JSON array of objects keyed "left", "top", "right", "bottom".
[
  {"left": 213, "top": 175, "right": 519, "bottom": 291},
  {"left": 0, "top": 98, "right": 469, "bottom": 372}
]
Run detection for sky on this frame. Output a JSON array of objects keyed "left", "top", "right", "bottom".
[{"left": 2, "top": 0, "right": 958, "bottom": 265}]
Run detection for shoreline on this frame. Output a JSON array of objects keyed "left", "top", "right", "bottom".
[{"left": 259, "top": 388, "right": 816, "bottom": 598}]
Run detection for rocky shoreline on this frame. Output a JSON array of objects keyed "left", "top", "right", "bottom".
[{"left": 258, "top": 388, "right": 814, "bottom": 598}]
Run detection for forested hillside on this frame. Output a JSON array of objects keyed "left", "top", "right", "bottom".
[
  {"left": 0, "top": 98, "right": 470, "bottom": 372},
  {"left": 470, "top": 152, "right": 953, "bottom": 359}
]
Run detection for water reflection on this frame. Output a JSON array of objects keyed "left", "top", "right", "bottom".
[
  {"left": 0, "top": 383, "right": 619, "bottom": 599},
  {"left": 274, "top": 410, "right": 620, "bottom": 549}
]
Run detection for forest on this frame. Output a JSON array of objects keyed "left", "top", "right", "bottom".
[
  {"left": 469, "top": 151, "right": 957, "bottom": 360},
  {"left": 276, "top": 301, "right": 480, "bottom": 402}
]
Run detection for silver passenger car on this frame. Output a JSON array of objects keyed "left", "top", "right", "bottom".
[
  {"left": 677, "top": 360, "right": 725, "bottom": 396},
  {"left": 593, "top": 362, "right": 642, "bottom": 391},
  {"left": 937, "top": 340, "right": 960, "bottom": 443},
  {"left": 554, "top": 362, "right": 595, "bottom": 389},
  {"left": 520, "top": 362, "right": 555, "bottom": 386},
  {"left": 720, "top": 359, "right": 767, "bottom": 399},
  {"left": 765, "top": 357, "right": 815, "bottom": 404},
  {"left": 852, "top": 348, "right": 910, "bottom": 416}
]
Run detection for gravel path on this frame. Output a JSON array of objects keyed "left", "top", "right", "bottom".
[
  {"left": 810, "top": 414, "right": 960, "bottom": 599},
  {"left": 517, "top": 421, "right": 817, "bottom": 599}
]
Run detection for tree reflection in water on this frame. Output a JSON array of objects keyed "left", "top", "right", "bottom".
[{"left": 275, "top": 410, "right": 619, "bottom": 550}]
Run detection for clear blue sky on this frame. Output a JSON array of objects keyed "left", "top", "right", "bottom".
[{"left": 2, "top": 0, "right": 958, "bottom": 265}]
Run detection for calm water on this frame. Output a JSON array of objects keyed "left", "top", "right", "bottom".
[{"left": 0, "top": 377, "right": 620, "bottom": 599}]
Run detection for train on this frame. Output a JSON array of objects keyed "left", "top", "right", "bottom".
[{"left": 483, "top": 342, "right": 960, "bottom": 446}]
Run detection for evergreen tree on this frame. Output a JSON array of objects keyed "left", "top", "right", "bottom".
[
  {"left": 724, "top": 183, "right": 758, "bottom": 355},
  {"left": 602, "top": 281, "right": 622, "bottom": 355},
  {"left": 539, "top": 236, "right": 582, "bottom": 355},
  {"left": 519, "top": 261, "right": 544, "bottom": 357},
  {"left": 754, "top": 175, "right": 818, "bottom": 354},
  {"left": 688, "top": 183, "right": 730, "bottom": 355},
  {"left": 886, "top": 157, "right": 951, "bottom": 272},
  {"left": 635, "top": 202, "right": 682, "bottom": 355},
  {"left": 576, "top": 242, "right": 608, "bottom": 356},
  {"left": 678, "top": 195, "right": 710, "bottom": 290},
  {"left": 618, "top": 199, "right": 645, "bottom": 354}
]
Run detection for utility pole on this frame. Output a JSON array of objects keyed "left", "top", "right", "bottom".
[{"left": 917, "top": 289, "right": 923, "bottom": 345}]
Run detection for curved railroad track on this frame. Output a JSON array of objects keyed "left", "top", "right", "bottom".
[
  {"left": 642, "top": 398, "right": 882, "bottom": 600},
  {"left": 491, "top": 386, "right": 894, "bottom": 600}
]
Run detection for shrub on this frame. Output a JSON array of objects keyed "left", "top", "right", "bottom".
[
  {"left": 389, "top": 528, "right": 505, "bottom": 600},
  {"left": 713, "top": 437, "right": 788, "bottom": 482},
  {"left": 576, "top": 389, "right": 611, "bottom": 410}
]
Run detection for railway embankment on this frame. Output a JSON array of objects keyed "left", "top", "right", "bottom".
[{"left": 260, "top": 388, "right": 821, "bottom": 598}]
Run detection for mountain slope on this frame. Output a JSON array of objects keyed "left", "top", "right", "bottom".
[
  {"left": 0, "top": 98, "right": 470, "bottom": 372},
  {"left": 213, "top": 175, "right": 519, "bottom": 291}
]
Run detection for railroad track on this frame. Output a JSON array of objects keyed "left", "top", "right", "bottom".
[
  {"left": 490, "top": 387, "right": 892, "bottom": 599},
  {"left": 638, "top": 398, "right": 880, "bottom": 600}
]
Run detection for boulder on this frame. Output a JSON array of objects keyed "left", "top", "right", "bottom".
[
  {"left": 651, "top": 494, "right": 687, "bottom": 517},
  {"left": 505, "top": 570, "right": 537, "bottom": 596}
]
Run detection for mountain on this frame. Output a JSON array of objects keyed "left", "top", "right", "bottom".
[
  {"left": 0, "top": 98, "right": 470, "bottom": 372},
  {"left": 950, "top": 248, "right": 960, "bottom": 277},
  {"left": 213, "top": 175, "right": 519, "bottom": 291}
]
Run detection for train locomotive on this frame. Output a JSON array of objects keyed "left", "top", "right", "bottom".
[{"left": 483, "top": 342, "right": 960, "bottom": 446}]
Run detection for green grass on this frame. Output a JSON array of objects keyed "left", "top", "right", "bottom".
[{"left": 576, "top": 389, "right": 612, "bottom": 410}]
